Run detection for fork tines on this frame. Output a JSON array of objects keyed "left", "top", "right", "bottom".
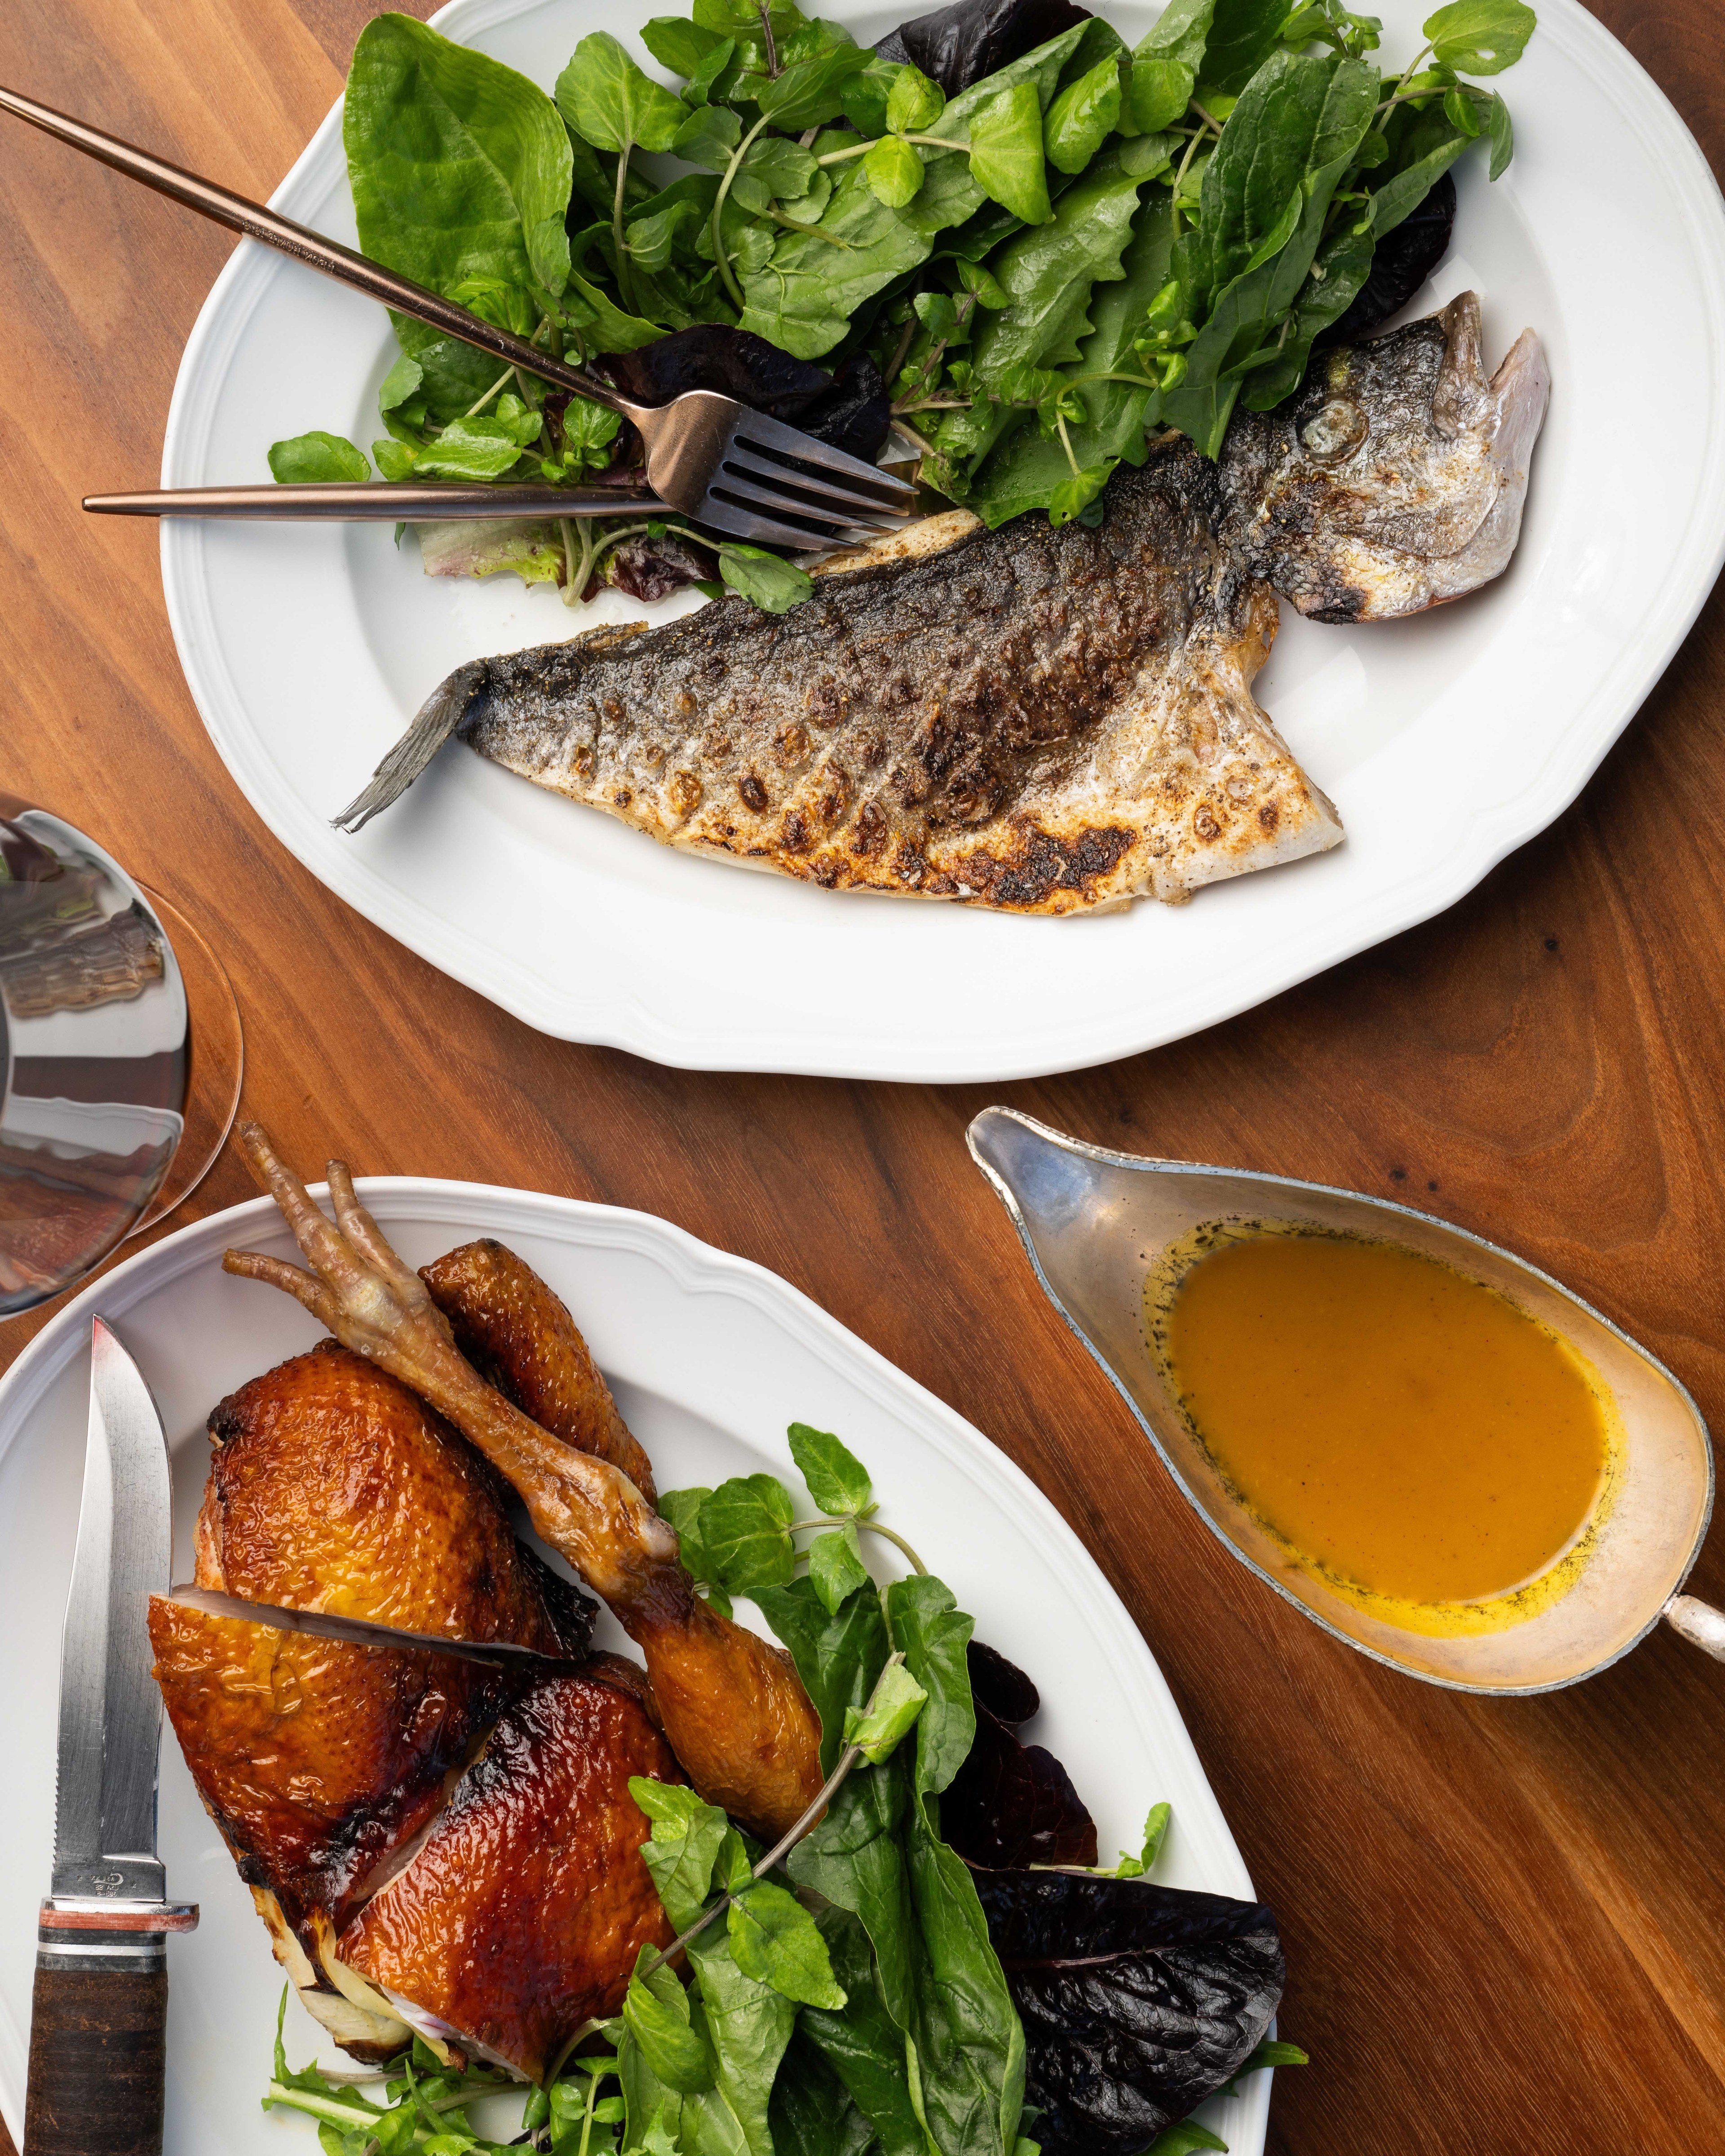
[{"left": 701, "top": 408, "right": 916, "bottom": 549}]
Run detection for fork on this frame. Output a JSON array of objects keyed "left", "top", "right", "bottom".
[{"left": 0, "top": 82, "right": 915, "bottom": 551}]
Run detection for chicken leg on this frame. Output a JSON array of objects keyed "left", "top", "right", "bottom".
[{"left": 222, "top": 1122, "right": 823, "bottom": 1838}]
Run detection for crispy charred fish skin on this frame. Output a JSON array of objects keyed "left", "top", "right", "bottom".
[
  {"left": 1217, "top": 293, "right": 1549, "bottom": 623},
  {"left": 344, "top": 443, "right": 1342, "bottom": 911},
  {"left": 337, "top": 296, "right": 1547, "bottom": 908}
]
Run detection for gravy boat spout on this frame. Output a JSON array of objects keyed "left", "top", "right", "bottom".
[{"left": 967, "top": 1108, "right": 1722, "bottom": 1692}]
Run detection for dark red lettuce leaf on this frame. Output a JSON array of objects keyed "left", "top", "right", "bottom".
[
  {"left": 973, "top": 1869, "right": 1284, "bottom": 2156},
  {"left": 876, "top": 0, "right": 1092, "bottom": 93},
  {"left": 600, "top": 327, "right": 890, "bottom": 462},
  {"left": 1317, "top": 172, "right": 1455, "bottom": 349},
  {"left": 968, "top": 1638, "right": 1041, "bottom": 1725},
  {"left": 600, "top": 530, "right": 719, "bottom": 603},
  {"left": 941, "top": 1641, "right": 1097, "bottom": 1869}
]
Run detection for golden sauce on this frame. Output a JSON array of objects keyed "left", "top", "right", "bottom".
[{"left": 1158, "top": 1229, "right": 1615, "bottom": 1631}]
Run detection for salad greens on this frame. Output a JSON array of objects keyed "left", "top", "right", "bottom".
[
  {"left": 262, "top": 1420, "right": 1300, "bottom": 2156},
  {"left": 272, "top": 0, "right": 1535, "bottom": 604}
]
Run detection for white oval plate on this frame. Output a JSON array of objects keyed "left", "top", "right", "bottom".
[
  {"left": 160, "top": 0, "right": 1725, "bottom": 1081},
  {"left": 0, "top": 1181, "right": 1270, "bottom": 2154}
]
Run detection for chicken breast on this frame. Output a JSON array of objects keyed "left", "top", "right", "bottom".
[
  {"left": 149, "top": 1343, "right": 596, "bottom": 2059},
  {"left": 339, "top": 1670, "right": 680, "bottom": 2079}
]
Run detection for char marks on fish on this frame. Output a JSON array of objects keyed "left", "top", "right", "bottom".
[{"left": 338, "top": 296, "right": 1549, "bottom": 915}]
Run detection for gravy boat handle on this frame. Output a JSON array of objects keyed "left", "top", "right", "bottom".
[{"left": 1664, "top": 1594, "right": 1725, "bottom": 1661}]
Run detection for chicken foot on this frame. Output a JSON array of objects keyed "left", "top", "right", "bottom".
[{"left": 222, "top": 1122, "right": 823, "bottom": 1837}]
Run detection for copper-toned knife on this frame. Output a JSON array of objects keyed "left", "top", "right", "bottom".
[
  {"left": 84, "top": 483, "right": 663, "bottom": 521},
  {"left": 0, "top": 82, "right": 913, "bottom": 548}
]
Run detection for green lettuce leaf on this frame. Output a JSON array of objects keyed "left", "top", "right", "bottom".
[
  {"left": 630, "top": 1776, "right": 732, "bottom": 1931},
  {"left": 967, "top": 82, "right": 1052, "bottom": 224},
  {"left": 776, "top": 1575, "right": 1025, "bottom": 2156},
  {"left": 753, "top": 1576, "right": 892, "bottom": 1775},
  {"left": 412, "top": 413, "right": 536, "bottom": 478},
  {"left": 808, "top": 1525, "right": 872, "bottom": 1615},
  {"left": 641, "top": 13, "right": 729, "bottom": 76},
  {"left": 964, "top": 188, "right": 1173, "bottom": 527},
  {"left": 738, "top": 148, "right": 967, "bottom": 359},
  {"left": 621, "top": 1931, "right": 796, "bottom": 2156},
  {"left": 698, "top": 1472, "right": 797, "bottom": 1590},
  {"left": 792, "top": 1910, "right": 927, "bottom": 2156},
  {"left": 1200, "top": 0, "right": 1293, "bottom": 94},
  {"left": 1044, "top": 53, "right": 1123, "bottom": 174},
  {"left": 413, "top": 516, "right": 566, "bottom": 587},
  {"left": 841, "top": 1657, "right": 928, "bottom": 1763},
  {"left": 345, "top": 13, "right": 572, "bottom": 303},
  {"left": 927, "top": 141, "right": 1157, "bottom": 491},
  {"left": 556, "top": 32, "right": 686, "bottom": 154},
  {"left": 727, "top": 1879, "right": 848, "bottom": 2008},
  {"left": 787, "top": 1424, "right": 873, "bottom": 1517},
  {"left": 768, "top": 2028, "right": 882, "bottom": 2156},
  {"left": 1161, "top": 49, "right": 1379, "bottom": 453},
  {"left": 624, "top": 1955, "right": 715, "bottom": 2094},
  {"left": 268, "top": 431, "right": 370, "bottom": 483},
  {"left": 1424, "top": 0, "right": 1537, "bottom": 75},
  {"left": 718, "top": 543, "right": 816, "bottom": 613}
]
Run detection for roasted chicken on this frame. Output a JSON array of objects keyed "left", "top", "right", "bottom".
[
  {"left": 224, "top": 1123, "right": 824, "bottom": 1839},
  {"left": 150, "top": 1121, "right": 832, "bottom": 2080},
  {"left": 341, "top": 1668, "right": 678, "bottom": 2081},
  {"left": 148, "top": 1341, "right": 675, "bottom": 2072}
]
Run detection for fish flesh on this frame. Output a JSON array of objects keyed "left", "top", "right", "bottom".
[{"left": 338, "top": 295, "right": 1547, "bottom": 914}]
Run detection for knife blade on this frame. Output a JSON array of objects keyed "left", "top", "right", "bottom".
[
  {"left": 165, "top": 1584, "right": 578, "bottom": 1671},
  {"left": 25, "top": 1319, "right": 196, "bottom": 2156}
]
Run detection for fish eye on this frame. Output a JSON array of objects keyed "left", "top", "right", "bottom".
[{"left": 1300, "top": 399, "right": 1369, "bottom": 462}]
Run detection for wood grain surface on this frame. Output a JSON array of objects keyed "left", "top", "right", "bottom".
[{"left": 4, "top": 3, "right": 1725, "bottom": 2151}]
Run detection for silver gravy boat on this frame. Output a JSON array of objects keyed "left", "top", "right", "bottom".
[{"left": 968, "top": 1108, "right": 1723, "bottom": 1691}]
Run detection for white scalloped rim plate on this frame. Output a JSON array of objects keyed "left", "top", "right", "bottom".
[
  {"left": 0, "top": 1181, "right": 1270, "bottom": 2154},
  {"left": 159, "top": 0, "right": 1725, "bottom": 1080}
]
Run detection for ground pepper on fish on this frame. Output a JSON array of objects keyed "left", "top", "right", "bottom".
[{"left": 442, "top": 441, "right": 1339, "bottom": 913}]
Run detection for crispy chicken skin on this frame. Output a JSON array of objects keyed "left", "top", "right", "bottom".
[
  {"left": 224, "top": 1123, "right": 825, "bottom": 1839},
  {"left": 150, "top": 1602, "right": 506, "bottom": 1963},
  {"left": 149, "top": 1347, "right": 591, "bottom": 1966},
  {"left": 422, "top": 1238, "right": 659, "bottom": 1504},
  {"left": 194, "top": 1341, "right": 588, "bottom": 1645},
  {"left": 150, "top": 1344, "right": 606, "bottom": 2067},
  {"left": 340, "top": 1671, "right": 680, "bottom": 2079}
]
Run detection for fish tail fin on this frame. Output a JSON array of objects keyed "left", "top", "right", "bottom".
[{"left": 332, "top": 658, "right": 490, "bottom": 834}]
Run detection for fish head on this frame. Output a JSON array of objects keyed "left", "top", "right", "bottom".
[{"left": 1219, "top": 292, "right": 1549, "bottom": 622}]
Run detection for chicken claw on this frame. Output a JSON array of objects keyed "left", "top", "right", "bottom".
[
  {"left": 224, "top": 1122, "right": 823, "bottom": 1838},
  {"left": 224, "top": 1122, "right": 678, "bottom": 1607}
]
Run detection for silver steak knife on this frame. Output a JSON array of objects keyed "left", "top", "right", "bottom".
[{"left": 25, "top": 1320, "right": 196, "bottom": 2156}]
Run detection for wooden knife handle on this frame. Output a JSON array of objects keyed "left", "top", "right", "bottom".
[{"left": 23, "top": 1961, "right": 168, "bottom": 2156}]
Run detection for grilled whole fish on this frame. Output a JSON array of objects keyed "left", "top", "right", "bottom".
[{"left": 339, "top": 295, "right": 1547, "bottom": 914}]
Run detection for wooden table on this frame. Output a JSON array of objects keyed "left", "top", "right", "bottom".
[{"left": 4, "top": 3, "right": 1724, "bottom": 2150}]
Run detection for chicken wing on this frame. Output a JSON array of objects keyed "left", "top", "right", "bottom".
[
  {"left": 423, "top": 1237, "right": 658, "bottom": 1503},
  {"left": 223, "top": 1122, "right": 824, "bottom": 1838}
]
